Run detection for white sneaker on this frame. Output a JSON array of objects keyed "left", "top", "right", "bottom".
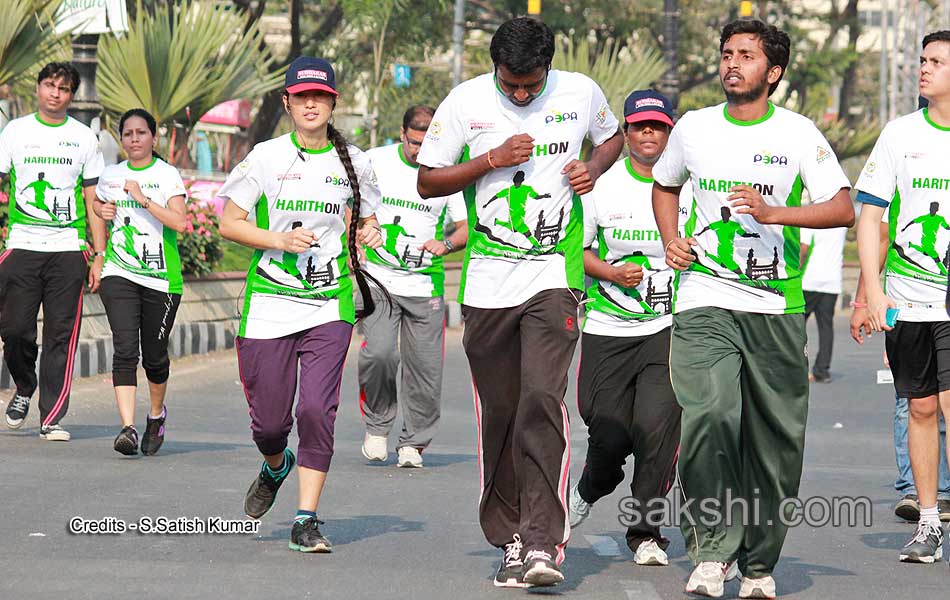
[
  {"left": 738, "top": 574, "right": 776, "bottom": 599},
  {"left": 634, "top": 539, "right": 669, "bottom": 566},
  {"left": 39, "top": 424, "right": 71, "bottom": 442},
  {"left": 396, "top": 446, "right": 423, "bottom": 468},
  {"left": 361, "top": 433, "right": 388, "bottom": 462},
  {"left": 568, "top": 483, "right": 591, "bottom": 528},
  {"left": 685, "top": 561, "right": 738, "bottom": 598}
]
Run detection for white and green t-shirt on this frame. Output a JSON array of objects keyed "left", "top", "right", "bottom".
[
  {"left": 417, "top": 70, "right": 620, "bottom": 308},
  {"left": 653, "top": 102, "right": 850, "bottom": 315},
  {"left": 96, "top": 158, "right": 187, "bottom": 294},
  {"left": 582, "top": 157, "right": 691, "bottom": 336},
  {"left": 0, "top": 113, "right": 104, "bottom": 252},
  {"left": 800, "top": 226, "right": 846, "bottom": 295},
  {"left": 218, "top": 133, "right": 381, "bottom": 339},
  {"left": 856, "top": 108, "right": 950, "bottom": 322},
  {"left": 364, "top": 143, "right": 466, "bottom": 297}
]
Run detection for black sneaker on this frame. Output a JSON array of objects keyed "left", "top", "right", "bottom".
[
  {"left": 494, "top": 533, "right": 530, "bottom": 588},
  {"left": 244, "top": 449, "right": 295, "bottom": 519},
  {"left": 895, "top": 494, "right": 921, "bottom": 522},
  {"left": 141, "top": 407, "right": 166, "bottom": 456},
  {"left": 899, "top": 521, "right": 945, "bottom": 563},
  {"left": 939, "top": 499, "right": 950, "bottom": 523},
  {"left": 288, "top": 516, "right": 332, "bottom": 553},
  {"left": 5, "top": 393, "right": 30, "bottom": 429},
  {"left": 113, "top": 426, "right": 139, "bottom": 455},
  {"left": 523, "top": 549, "right": 564, "bottom": 587}
]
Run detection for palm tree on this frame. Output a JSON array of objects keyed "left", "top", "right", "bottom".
[
  {"left": 0, "top": 0, "right": 69, "bottom": 92},
  {"left": 96, "top": 0, "right": 283, "bottom": 164}
]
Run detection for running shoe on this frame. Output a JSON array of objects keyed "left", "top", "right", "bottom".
[
  {"left": 244, "top": 448, "right": 295, "bottom": 519},
  {"left": 397, "top": 446, "right": 423, "bottom": 468},
  {"left": 141, "top": 407, "right": 166, "bottom": 456},
  {"left": 5, "top": 393, "right": 30, "bottom": 429},
  {"left": 494, "top": 534, "right": 530, "bottom": 588},
  {"left": 523, "top": 549, "right": 563, "bottom": 587},
  {"left": 113, "top": 425, "right": 139, "bottom": 455},
  {"left": 569, "top": 482, "right": 591, "bottom": 528},
  {"left": 361, "top": 432, "right": 388, "bottom": 462},
  {"left": 899, "top": 521, "right": 944, "bottom": 563},
  {"left": 39, "top": 424, "right": 70, "bottom": 442},
  {"left": 938, "top": 498, "right": 950, "bottom": 523},
  {"left": 895, "top": 494, "right": 920, "bottom": 522},
  {"left": 288, "top": 516, "right": 332, "bottom": 553},
  {"left": 685, "top": 561, "right": 738, "bottom": 598},
  {"left": 634, "top": 539, "right": 669, "bottom": 566},
  {"left": 739, "top": 575, "right": 776, "bottom": 599}
]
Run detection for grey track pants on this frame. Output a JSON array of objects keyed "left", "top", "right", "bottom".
[{"left": 357, "top": 288, "right": 445, "bottom": 450}]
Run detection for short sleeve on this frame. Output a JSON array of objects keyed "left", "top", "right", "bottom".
[
  {"left": 354, "top": 149, "right": 381, "bottom": 218},
  {"left": 218, "top": 147, "right": 266, "bottom": 213},
  {"left": 0, "top": 125, "right": 12, "bottom": 175},
  {"left": 855, "top": 123, "right": 898, "bottom": 205},
  {"left": 82, "top": 129, "right": 105, "bottom": 183},
  {"left": 798, "top": 122, "right": 850, "bottom": 203},
  {"left": 417, "top": 89, "right": 467, "bottom": 168},
  {"left": 653, "top": 114, "right": 690, "bottom": 187},
  {"left": 445, "top": 192, "right": 467, "bottom": 223},
  {"left": 586, "top": 79, "right": 620, "bottom": 146},
  {"left": 582, "top": 193, "right": 599, "bottom": 248},
  {"left": 166, "top": 166, "right": 188, "bottom": 200},
  {"left": 95, "top": 166, "right": 125, "bottom": 202}
]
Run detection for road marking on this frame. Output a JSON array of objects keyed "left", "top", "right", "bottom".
[
  {"left": 584, "top": 534, "right": 622, "bottom": 556},
  {"left": 619, "top": 579, "right": 663, "bottom": 600}
]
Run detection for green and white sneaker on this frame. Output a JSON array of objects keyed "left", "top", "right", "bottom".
[{"left": 289, "top": 516, "right": 332, "bottom": 553}]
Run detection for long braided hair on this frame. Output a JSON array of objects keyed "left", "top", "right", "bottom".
[{"left": 326, "top": 123, "right": 391, "bottom": 319}]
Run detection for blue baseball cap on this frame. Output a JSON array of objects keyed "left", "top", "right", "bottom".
[
  {"left": 285, "top": 56, "right": 338, "bottom": 96},
  {"left": 623, "top": 89, "right": 674, "bottom": 126}
]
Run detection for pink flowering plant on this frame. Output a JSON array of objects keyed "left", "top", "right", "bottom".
[{"left": 179, "top": 203, "right": 224, "bottom": 276}]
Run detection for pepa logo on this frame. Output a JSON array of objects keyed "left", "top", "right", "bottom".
[
  {"left": 325, "top": 173, "right": 350, "bottom": 187},
  {"left": 753, "top": 152, "right": 788, "bottom": 166},
  {"left": 545, "top": 110, "right": 578, "bottom": 124},
  {"left": 59, "top": 140, "right": 80, "bottom": 149}
]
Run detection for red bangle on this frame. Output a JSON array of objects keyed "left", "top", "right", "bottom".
[
  {"left": 850, "top": 301, "right": 868, "bottom": 308},
  {"left": 486, "top": 150, "right": 497, "bottom": 169}
]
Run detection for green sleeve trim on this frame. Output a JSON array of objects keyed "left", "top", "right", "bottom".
[{"left": 722, "top": 102, "right": 774, "bottom": 126}]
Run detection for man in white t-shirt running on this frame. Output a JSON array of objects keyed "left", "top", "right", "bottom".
[
  {"left": 358, "top": 105, "right": 468, "bottom": 468},
  {"left": 652, "top": 19, "right": 854, "bottom": 599},
  {"left": 417, "top": 17, "right": 622, "bottom": 588},
  {"left": 800, "top": 225, "right": 847, "bottom": 382}
]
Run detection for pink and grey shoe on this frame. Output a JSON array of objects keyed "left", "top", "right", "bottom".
[{"left": 141, "top": 407, "right": 166, "bottom": 456}]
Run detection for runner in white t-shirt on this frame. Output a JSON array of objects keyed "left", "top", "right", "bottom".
[
  {"left": 358, "top": 105, "right": 468, "bottom": 468},
  {"left": 800, "top": 225, "right": 847, "bottom": 382},
  {"left": 566, "top": 89, "right": 687, "bottom": 568},
  {"left": 856, "top": 30, "right": 950, "bottom": 565},
  {"left": 652, "top": 20, "right": 853, "bottom": 598},
  {"left": 417, "top": 17, "right": 622, "bottom": 588},
  {"left": 218, "top": 57, "right": 385, "bottom": 554},
  {"left": 92, "top": 109, "right": 188, "bottom": 457},
  {"left": 0, "top": 62, "right": 107, "bottom": 442}
]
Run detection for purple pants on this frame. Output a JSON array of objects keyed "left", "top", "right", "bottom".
[{"left": 236, "top": 320, "right": 353, "bottom": 472}]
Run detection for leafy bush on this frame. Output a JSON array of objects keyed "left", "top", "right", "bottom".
[{"left": 179, "top": 203, "right": 223, "bottom": 276}]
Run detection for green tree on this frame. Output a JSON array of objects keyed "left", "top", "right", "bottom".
[
  {"left": 0, "top": 0, "right": 70, "bottom": 93},
  {"left": 95, "top": 0, "right": 283, "bottom": 165}
]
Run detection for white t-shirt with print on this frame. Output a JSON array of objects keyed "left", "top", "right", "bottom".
[
  {"left": 653, "top": 102, "right": 850, "bottom": 315},
  {"left": 0, "top": 113, "right": 104, "bottom": 252},
  {"left": 417, "top": 70, "right": 620, "bottom": 309},
  {"left": 800, "top": 226, "right": 846, "bottom": 295},
  {"left": 582, "top": 157, "right": 691, "bottom": 336},
  {"left": 97, "top": 158, "right": 187, "bottom": 294},
  {"left": 364, "top": 143, "right": 466, "bottom": 297},
  {"left": 218, "top": 133, "right": 380, "bottom": 339},
  {"left": 856, "top": 108, "right": 950, "bottom": 322}
]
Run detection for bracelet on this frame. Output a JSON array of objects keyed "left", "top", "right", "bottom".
[
  {"left": 486, "top": 150, "right": 497, "bottom": 169},
  {"left": 142, "top": 197, "right": 150, "bottom": 209},
  {"left": 664, "top": 240, "right": 676, "bottom": 253},
  {"left": 93, "top": 250, "right": 105, "bottom": 258},
  {"left": 443, "top": 238, "right": 454, "bottom": 251},
  {"left": 850, "top": 301, "right": 868, "bottom": 308}
]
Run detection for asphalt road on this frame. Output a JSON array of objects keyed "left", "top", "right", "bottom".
[{"left": 0, "top": 315, "right": 946, "bottom": 599}]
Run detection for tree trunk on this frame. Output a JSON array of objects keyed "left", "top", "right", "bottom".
[{"left": 837, "top": 0, "right": 861, "bottom": 123}]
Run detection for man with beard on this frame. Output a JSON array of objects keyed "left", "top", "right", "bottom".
[{"left": 651, "top": 19, "right": 854, "bottom": 599}]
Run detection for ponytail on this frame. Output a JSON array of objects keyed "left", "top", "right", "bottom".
[{"left": 326, "top": 124, "right": 391, "bottom": 320}]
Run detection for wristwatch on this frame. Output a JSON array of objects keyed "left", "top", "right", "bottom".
[
  {"left": 443, "top": 239, "right": 454, "bottom": 251},
  {"left": 142, "top": 197, "right": 150, "bottom": 209},
  {"left": 94, "top": 251, "right": 105, "bottom": 258}
]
